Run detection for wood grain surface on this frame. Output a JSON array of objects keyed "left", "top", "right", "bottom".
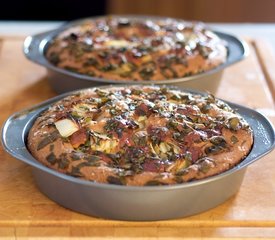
[{"left": 0, "top": 36, "right": 275, "bottom": 239}]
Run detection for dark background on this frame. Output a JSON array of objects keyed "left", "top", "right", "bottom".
[
  {"left": 2, "top": 0, "right": 275, "bottom": 23},
  {"left": 1, "top": 0, "right": 107, "bottom": 21}
]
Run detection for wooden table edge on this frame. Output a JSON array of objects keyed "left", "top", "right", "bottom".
[
  {"left": 1, "top": 219, "right": 275, "bottom": 228},
  {"left": 250, "top": 38, "right": 275, "bottom": 102}
]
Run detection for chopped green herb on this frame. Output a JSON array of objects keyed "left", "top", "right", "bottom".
[
  {"left": 71, "top": 152, "right": 82, "bottom": 161},
  {"left": 131, "top": 89, "right": 142, "bottom": 95},
  {"left": 64, "top": 66, "right": 79, "bottom": 72},
  {"left": 144, "top": 180, "right": 167, "bottom": 186},
  {"left": 58, "top": 154, "right": 70, "bottom": 169},
  {"left": 100, "top": 63, "right": 118, "bottom": 72},
  {"left": 170, "top": 93, "right": 181, "bottom": 101},
  {"left": 46, "top": 152, "right": 57, "bottom": 165},
  {"left": 98, "top": 51, "right": 108, "bottom": 58},
  {"left": 70, "top": 166, "right": 83, "bottom": 177},
  {"left": 206, "top": 94, "right": 216, "bottom": 104},
  {"left": 205, "top": 145, "right": 225, "bottom": 155},
  {"left": 201, "top": 104, "right": 212, "bottom": 113},
  {"left": 228, "top": 117, "right": 240, "bottom": 130},
  {"left": 37, "top": 131, "right": 60, "bottom": 150},
  {"left": 197, "top": 158, "right": 214, "bottom": 173},
  {"left": 174, "top": 176, "right": 184, "bottom": 184},
  {"left": 48, "top": 52, "right": 60, "bottom": 65},
  {"left": 84, "top": 155, "right": 101, "bottom": 163},
  {"left": 133, "top": 134, "right": 147, "bottom": 146},
  {"left": 139, "top": 66, "right": 155, "bottom": 80},
  {"left": 49, "top": 144, "right": 54, "bottom": 152},
  {"left": 183, "top": 72, "right": 192, "bottom": 77},
  {"left": 86, "top": 70, "right": 96, "bottom": 77},
  {"left": 175, "top": 168, "right": 189, "bottom": 176},
  {"left": 231, "top": 135, "right": 239, "bottom": 144},
  {"left": 160, "top": 67, "right": 178, "bottom": 78},
  {"left": 107, "top": 175, "right": 125, "bottom": 185},
  {"left": 210, "top": 136, "right": 227, "bottom": 148}
]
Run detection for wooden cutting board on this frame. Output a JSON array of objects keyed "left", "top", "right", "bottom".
[{"left": 0, "top": 36, "right": 275, "bottom": 239}]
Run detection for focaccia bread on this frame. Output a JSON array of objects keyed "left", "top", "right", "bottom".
[
  {"left": 27, "top": 86, "right": 253, "bottom": 186},
  {"left": 46, "top": 16, "right": 227, "bottom": 81}
]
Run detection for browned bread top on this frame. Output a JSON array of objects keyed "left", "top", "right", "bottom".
[
  {"left": 46, "top": 16, "right": 227, "bottom": 81},
  {"left": 27, "top": 86, "right": 253, "bottom": 186}
]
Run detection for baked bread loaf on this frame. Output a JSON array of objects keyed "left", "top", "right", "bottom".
[
  {"left": 46, "top": 16, "right": 227, "bottom": 81},
  {"left": 27, "top": 86, "right": 253, "bottom": 186}
]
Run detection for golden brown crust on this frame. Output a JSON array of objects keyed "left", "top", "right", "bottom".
[
  {"left": 27, "top": 86, "right": 253, "bottom": 186},
  {"left": 46, "top": 16, "right": 227, "bottom": 81}
]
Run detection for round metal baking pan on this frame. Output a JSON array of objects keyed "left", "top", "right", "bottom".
[
  {"left": 1, "top": 86, "right": 274, "bottom": 221},
  {"left": 23, "top": 15, "right": 249, "bottom": 94}
]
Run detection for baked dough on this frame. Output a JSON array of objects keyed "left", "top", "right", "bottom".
[
  {"left": 27, "top": 86, "right": 253, "bottom": 186},
  {"left": 46, "top": 16, "right": 227, "bottom": 81}
]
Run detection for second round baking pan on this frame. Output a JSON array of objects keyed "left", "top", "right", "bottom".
[{"left": 23, "top": 15, "right": 249, "bottom": 94}]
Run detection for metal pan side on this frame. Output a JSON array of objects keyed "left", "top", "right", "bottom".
[{"left": 30, "top": 164, "right": 247, "bottom": 220}]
